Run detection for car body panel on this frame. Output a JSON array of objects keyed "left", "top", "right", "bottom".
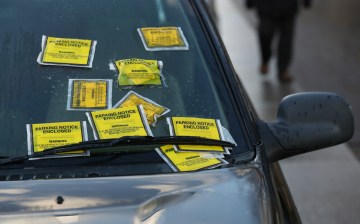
[{"left": 0, "top": 166, "right": 273, "bottom": 223}]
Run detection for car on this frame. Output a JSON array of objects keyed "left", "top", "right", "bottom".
[{"left": 0, "top": 0, "right": 354, "bottom": 223}]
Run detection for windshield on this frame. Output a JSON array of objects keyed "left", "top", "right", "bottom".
[{"left": 0, "top": 0, "right": 251, "bottom": 172}]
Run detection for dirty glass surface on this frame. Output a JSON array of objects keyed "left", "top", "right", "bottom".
[{"left": 0, "top": 0, "right": 250, "bottom": 159}]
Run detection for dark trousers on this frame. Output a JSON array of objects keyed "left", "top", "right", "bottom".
[{"left": 258, "top": 15, "right": 295, "bottom": 74}]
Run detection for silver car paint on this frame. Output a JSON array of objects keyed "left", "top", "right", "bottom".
[{"left": 0, "top": 166, "right": 271, "bottom": 223}]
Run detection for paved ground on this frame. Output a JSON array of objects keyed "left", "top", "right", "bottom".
[
  {"left": 292, "top": 0, "right": 360, "bottom": 156},
  {"left": 212, "top": 1, "right": 360, "bottom": 223}
]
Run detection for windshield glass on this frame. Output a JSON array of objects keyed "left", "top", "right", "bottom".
[{"left": 0, "top": 0, "right": 250, "bottom": 169}]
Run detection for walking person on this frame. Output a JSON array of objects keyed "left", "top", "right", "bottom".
[{"left": 246, "top": 0, "right": 311, "bottom": 82}]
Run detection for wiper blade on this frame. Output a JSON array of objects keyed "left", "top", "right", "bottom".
[
  {"left": 110, "top": 136, "right": 234, "bottom": 147},
  {"left": 42, "top": 136, "right": 234, "bottom": 153},
  {"left": 0, "top": 136, "right": 235, "bottom": 166}
]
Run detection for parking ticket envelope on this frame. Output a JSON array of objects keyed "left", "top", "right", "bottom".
[
  {"left": 115, "top": 58, "right": 165, "bottom": 88},
  {"left": 27, "top": 121, "right": 88, "bottom": 156},
  {"left": 86, "top": 105, "right": 152, "bottom": 140},
  {"left": 156, "top": 145, "right": 228, "bottom": 172},
  {"left": 167, "top": 117, "right": 230, "bottom": 154},
  {"left": 37, "top": 35, "right": 97, "bottom": 68},
  {"left": 113, "top": 91, "right": 170, "bottom": 126},
  {"left": 138, "top": 27, "right": 189, "bottom": 51},
  {"left": 67, "top": 79, "right": 113, "bottom": 111}
]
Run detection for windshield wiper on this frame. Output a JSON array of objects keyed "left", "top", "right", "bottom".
[{"left": 0, "top": 136, "right": 235, "bottom": 166}]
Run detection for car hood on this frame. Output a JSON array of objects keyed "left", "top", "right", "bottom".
[{"left": 0, "top": 166, "right": 272, "bottom": 223}]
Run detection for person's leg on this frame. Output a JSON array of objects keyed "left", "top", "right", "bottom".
[
  {"left": 277, "top": 16, "right": 295, "bottom": 82},
  {"left": 258, "top": 15, "right": 276, "bottom": 74}
]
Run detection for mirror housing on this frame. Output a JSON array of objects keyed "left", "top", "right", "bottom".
[{"left": 260, "top": 92, "right": 354, "bottom": 162}]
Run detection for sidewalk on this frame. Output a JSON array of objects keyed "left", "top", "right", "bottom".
[{"left": 214, "top": 1, "right": 360, "bottom": 223}]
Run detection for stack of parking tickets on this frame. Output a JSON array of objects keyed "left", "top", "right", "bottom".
[{"left": 156, "top": 117, "right": 236, "bottom": 172}]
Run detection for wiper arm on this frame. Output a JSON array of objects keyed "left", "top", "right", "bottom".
[{"left": 0, "top": 136, "right": 235, "bottom": 166}]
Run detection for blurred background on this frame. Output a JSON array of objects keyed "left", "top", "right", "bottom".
[{"left": 205, "top": 0, "right": 360, "bottom": 223}]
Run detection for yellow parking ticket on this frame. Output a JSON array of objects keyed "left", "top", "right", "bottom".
[
  {"left": 67, "top": 79, "right": 113, "bottom": 111},
  {"left": 115, "top": 58, "right": 164, "bottom": 87},
  {"left": 113, "top": 91, "right": 170, "bottom": 126},
  {"left": 86, "top": 105, "right": 152, "bottom": 140},
  {"left": 37, "top": 35, "right": 97, "bottom": 68},
  {"left": 138, "top": 27, "right": 189, "bottom": 51},
  {"left": 156, "top": 145, "right": 227, "bottom": 172},
  {"left": 26, "top": 121, "right": 88, "bottom": 156},
  {"left": 167, "top": 117, "right": 228, "bottom": 154}
]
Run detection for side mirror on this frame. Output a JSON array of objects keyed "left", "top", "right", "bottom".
[{"left": 259, "top": 92, "right": 354, "bottom": 162}]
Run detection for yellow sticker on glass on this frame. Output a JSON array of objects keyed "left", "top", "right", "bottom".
[
  {"left": 156, "top": 145, "right": 227, "bottom": 172},
  {"left": 113, "top": 91, "right": 170, "bottom": 126},
  {"left": 27, "top": 121, "right": 88, "bottom": 155},
  {"left": 167, "top": 117, "right": 226, "bottom": 153},
  {"left": 115, "top": 58, "right": 164, "bottom": 87},
  {"left": 67, "top": 79, "right": 113, "bottom": 111},
  {"left": 86, "top": 105, "right": 152, "bottom": 140},
  {"left": 37, "top": 35, "right": 97, "bottom": 68},
  {"left": 138, "top": 27, "right": 189, "bottom": 51}
]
